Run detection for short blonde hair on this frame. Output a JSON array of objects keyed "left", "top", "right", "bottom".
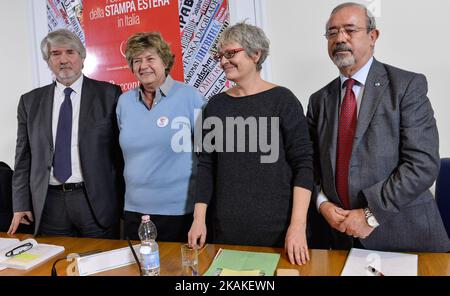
[{"left": 125, "top": 32, "right": 175, "bottom": 76}]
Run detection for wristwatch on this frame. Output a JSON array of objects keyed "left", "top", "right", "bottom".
[{"left": 363, "top": 208, "right": 380, "bottom": 228}]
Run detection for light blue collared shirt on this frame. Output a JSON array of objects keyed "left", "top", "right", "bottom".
[{"left": 137, "top": 75, "right": 175, "bottom": 109}]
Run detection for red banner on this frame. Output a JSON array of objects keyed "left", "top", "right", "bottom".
[{"left": 82, "top": 0, "right": 184, "bottom": 91}]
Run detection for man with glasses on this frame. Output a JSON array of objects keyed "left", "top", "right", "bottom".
[{"left": 307, "top": 2, "right": 450, "bottom": 252}]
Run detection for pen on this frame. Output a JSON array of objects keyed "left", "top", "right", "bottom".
[{"left": 367, "top": 265, "right": 385, "bottom": 276}]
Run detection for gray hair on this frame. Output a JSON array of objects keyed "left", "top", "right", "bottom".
[
  {"left": 218, "top": 22, "right": 269, "bottom": 72},
  {"left": 326, "top": 2, "right": 377, "bottom": 32},
  {"left": 40, "top": 29, "right": 86, "bottom": 62}
]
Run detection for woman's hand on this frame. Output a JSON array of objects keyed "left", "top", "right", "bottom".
[
  {"left": 188, "top": 203, "right": 208, "bottom": 249},
  {"left": 284, "top": 223, "right": 310, "bottom": 265},
  {"left": 188, "top": 218, "right": 207, "bottom": 249}
]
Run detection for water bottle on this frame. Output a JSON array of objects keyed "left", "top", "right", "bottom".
[{"left": 138, "top": 215, "right": 160, "bottom": 276}]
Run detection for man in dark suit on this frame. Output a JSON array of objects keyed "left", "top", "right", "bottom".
[
  {"left": 7, "top": 29, "right": 123, "bottom": 238},
  {"left": 307, "top": 2, "right": 450, "bottom": 252}
]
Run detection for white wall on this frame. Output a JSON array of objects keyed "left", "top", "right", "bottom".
[
  {"left": 0, "top": 0, "right": 34, "bottom": 167},
  {"left": 266, "top": 0, "right": 450, "bottom": 158}
]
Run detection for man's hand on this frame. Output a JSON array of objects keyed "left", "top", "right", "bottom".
[
  {"left": 7, "top": 211, "right": 33, "bottom": 235},
  {"left": 337, "top": 208, "right": 375, "bottom": 238},
  {"left": 319, "top": 201, "right": 348, "bottom": 232}
]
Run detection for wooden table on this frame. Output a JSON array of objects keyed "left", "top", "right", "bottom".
[{"left": 1, "top": 233, "right": 449, "bottom": 276}]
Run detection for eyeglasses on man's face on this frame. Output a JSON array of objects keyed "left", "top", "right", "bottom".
[
  {"left": 324, "top": 26, "right": 369, "bottom": 40},
  {"left": 213, "top": 48, "right": 245, "bottom": 61},
  {"left": 5, "top": 242, "right": 33, "bottom": 257}
]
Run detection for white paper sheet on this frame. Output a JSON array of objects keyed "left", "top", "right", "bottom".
[
  {"left": 0, "top": 238, "right": 20, "bottom": 271},
  {"left": 341, "top": 248, "right": 418, "bottom": 276}
]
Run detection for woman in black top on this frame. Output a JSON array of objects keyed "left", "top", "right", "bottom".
[{"left": 188, "top": 22, "right": 313, "bottom": 265}]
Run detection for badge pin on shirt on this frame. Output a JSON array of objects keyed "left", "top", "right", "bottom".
[{"left": 157, "top": 116, "right": 169, "bottom": 127}]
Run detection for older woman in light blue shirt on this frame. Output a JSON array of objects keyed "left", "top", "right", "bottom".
[{"left": 116, "top": 32, "right": 205, "bottom": 241}]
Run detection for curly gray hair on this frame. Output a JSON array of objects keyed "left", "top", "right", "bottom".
[{"left": 40, "top": 29, "right": 86, "bottom": 62}]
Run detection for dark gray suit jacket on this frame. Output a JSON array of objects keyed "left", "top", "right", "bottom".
[
  {"left": 12, "top": 76, "right": 124, "bottom": 235},
  {"left": 307, "top": 58, "right": 450, "bottom": 252}
]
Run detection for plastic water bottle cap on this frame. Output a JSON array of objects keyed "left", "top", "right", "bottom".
[{"left": 141, "top": 215, "right": 150, "bottom": 222}]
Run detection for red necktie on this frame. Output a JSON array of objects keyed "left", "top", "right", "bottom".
[{"left": 335, "top": 78, "right": 357, "bottom": 209}]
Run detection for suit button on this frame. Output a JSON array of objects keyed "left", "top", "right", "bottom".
[{"left": 50, "top": 146, "right": 54, "bottom": 151}]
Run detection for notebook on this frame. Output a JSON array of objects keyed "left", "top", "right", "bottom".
[
  {"left": 204, "top": 248, "right": 280, "bottom": 276},
  {"left": 0, "top": 238, "right": 65, "bottom": 270}
]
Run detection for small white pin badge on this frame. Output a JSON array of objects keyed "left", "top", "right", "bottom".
[
  {"left": 374, "top": 82, "right": 381, "bottom": 87},
  {"left": 157, "top": 116, "right": 169, "bottom": 127}
]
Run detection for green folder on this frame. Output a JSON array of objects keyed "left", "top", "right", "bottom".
[{"left": 204, "top": 248, "right": 280, "bottom": 276}]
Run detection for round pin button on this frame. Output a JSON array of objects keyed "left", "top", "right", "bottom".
[{"left": 157, "top": 116, "right": 169, "bottom": 127}]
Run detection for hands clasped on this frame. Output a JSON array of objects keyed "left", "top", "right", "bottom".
[{"left": 319, "top": 202, "right": 374, "bottom": 239}]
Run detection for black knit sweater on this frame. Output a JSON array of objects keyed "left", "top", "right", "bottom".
[{"left": 195, "top": 86, "right": 313, "bottom": 247}]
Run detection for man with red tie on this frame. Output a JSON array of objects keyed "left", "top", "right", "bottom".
[{"left": 307, "top": 2, "right": 450, "bottom": 252}]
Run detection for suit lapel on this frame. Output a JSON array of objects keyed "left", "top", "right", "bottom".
[
  {"left": 352, "top": 59, "right": 389, "bottom": 152},
  {"left": 324, "top": 78, "right": 341, "bottom": 176},
  {"left": 41, "top": 83, "right": 56, "bottom": 147},
  {"left": 78, "top": 76, "right": 95, "bottom": 137}
]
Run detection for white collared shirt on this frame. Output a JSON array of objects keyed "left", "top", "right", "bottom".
[{"left": 49, "top": 75, "right": 84, "bottom": 185}]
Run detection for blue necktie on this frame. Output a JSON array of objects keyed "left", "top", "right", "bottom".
[{"left": 53, "top": 87, "right": 73, "bottom": 183}]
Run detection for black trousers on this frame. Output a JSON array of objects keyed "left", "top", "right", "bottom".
[
  {"left": 39, "top": 186, "right": 119, "bottom": 239},
  {"left": 123, "top": 210, "right": 192, "bottom": 242}
]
